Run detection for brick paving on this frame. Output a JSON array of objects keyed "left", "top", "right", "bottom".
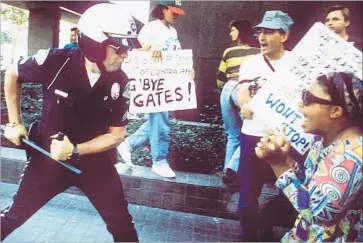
[
  {"left": 1, "top": 147, "right": 242, "bottom": 220},
  {"left": 1, "top": 182, "right": 241, "bottom": 242}
]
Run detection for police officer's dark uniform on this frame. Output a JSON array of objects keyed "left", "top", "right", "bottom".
[{"left": 0, "top": 47, "right": 138, "bottom": 241}]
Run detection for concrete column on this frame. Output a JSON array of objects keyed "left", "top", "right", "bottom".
[{"left": 27, "top": 2, "right": 60, "bottom": 55}]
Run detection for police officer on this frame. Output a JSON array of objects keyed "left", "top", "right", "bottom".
[{"left": 1, "top": 3, "right": 140, "bottom": 242}]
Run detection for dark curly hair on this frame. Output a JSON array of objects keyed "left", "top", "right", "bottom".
[
  {"left": 229, "top": 19, "right": 255, "bottom": 45},
  {"left": 151, "top": 5, "right": 168, "bottom": 20}
]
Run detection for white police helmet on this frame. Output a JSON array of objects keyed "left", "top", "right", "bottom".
[{"left": 77, "top": 3, "right": 140, "bottom": 67}]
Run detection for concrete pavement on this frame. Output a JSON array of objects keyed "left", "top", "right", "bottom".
[{"left": 1, "top": 182, "right": 241, "bottom": 242}]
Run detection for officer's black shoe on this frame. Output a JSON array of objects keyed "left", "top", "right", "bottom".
[{"left": 222, "top": 168, "right": 238, "bottom": 185}]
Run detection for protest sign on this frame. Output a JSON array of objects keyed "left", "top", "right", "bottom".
[
  {"left": 122, "top": 50, "right": 196, "bottom": 113},
  {"left": 249, "top": 22, "right": 362, "bottom": 155}
]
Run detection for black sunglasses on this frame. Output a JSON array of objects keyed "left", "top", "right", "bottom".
[
  {"left": 103, "top": 33, "right": 141, "bottom": 55},
  {"left": 301, "top": 89, "right": 336, "bottom": 106},
  {"left": 108, "top": 44, "right": 131, "bottom": 55}
]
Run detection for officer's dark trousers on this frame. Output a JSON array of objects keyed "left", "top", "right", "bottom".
[
  {"left": 1, "top": 153, "right": 138, "bottom": 242},
  {"left": 238, "top": 133, "right": 296, "bottom": 241}
]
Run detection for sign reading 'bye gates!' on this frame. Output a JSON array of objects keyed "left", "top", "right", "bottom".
[{"left": 122, "top": 50, "right": 197, "bottom": 113}]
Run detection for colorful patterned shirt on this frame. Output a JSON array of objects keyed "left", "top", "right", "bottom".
[{"left": 276, "top": 136, "right": 363, "bottom": 242}]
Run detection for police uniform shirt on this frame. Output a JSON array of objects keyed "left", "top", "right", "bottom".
[{"left": 16, "top": 48, "right": 129, "bottom": 152}]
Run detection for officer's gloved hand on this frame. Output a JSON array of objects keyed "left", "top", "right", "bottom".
[
  {"left": 50, "top": 134, "right": 74, "bottom": 161},
  {"left": 4, "top": 122, "right": 28, "bottom": 146}
]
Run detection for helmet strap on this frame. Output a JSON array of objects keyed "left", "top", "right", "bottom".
[{"left": 96, "top": 61, "right": 106, "bottom": 73}]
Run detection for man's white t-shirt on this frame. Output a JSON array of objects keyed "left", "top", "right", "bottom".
[
  {"left": 137, "top": 20, "right": 181, "bottom": 51},
  {"left": 238, "top": 51, "right": 293, "bottom": 137}
]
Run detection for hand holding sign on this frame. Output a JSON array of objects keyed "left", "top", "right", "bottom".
[
  {"left": 151, "top": 46, "right": 162, "bottom": 62},
  {"left": 240, "top": 104, "right": 254, "bottom": 120}
]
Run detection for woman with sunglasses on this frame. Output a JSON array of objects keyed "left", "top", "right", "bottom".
[{"left": 255, "top": 72, "right": 362, "bottom": 242}]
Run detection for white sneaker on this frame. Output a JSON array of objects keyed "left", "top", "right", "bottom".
[
  {"left": 117, "top": 140, "right": 135, "bottom": 168},
  {"left": 151, "top": 163, "right": 176, "bottom": 178},
  {"left": 115, "top": 162, "right": 126, "bottom": 173}
]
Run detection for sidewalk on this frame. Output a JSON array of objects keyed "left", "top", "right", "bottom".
[{"left": 1, "top": 182, "right": 241, "bottom": 242}]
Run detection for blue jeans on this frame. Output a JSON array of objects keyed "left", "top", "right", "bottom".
[
  {"left": 220, "top": 80, "right": 243, "bottom": 172},
  {"left": 128, "top": 112, "right": 171, "bottom": 165}
]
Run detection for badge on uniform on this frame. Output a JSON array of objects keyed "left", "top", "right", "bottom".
[{"left": 111, "top": 82, "right": 121, "bottom": 100}]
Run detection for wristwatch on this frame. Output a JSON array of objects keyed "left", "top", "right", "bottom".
[
  {"left": 71, "top": 145, "right": 80, "bottom": 160},
  {"left": 6, "top": 122, "right": 21, "bottom": 128}
]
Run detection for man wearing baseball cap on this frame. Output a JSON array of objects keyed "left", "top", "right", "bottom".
[
  {"left": 151, "top": 0, "right": 185, "bottom": 17},
  {"left": 236, "top": 10, "right": 297, "bottom": 241}
]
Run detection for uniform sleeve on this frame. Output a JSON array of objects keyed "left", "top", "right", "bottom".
[
  {"left": 16, "top": 49, "right": 52, "bottom": 85},
  {"left": 106, "top": 72, "right": 130, "bottom": 127},
  {"left": 276, "top": 146, "right": 363, "bottom": 226}
]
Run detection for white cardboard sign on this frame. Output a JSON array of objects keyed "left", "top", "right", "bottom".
[{"left": 122, "top": 50, "right": 197, "bottom": 113}]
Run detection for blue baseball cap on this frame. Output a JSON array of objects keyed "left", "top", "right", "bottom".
[{"left": 254, "top": 10, "right": 294, "bottom": 33}]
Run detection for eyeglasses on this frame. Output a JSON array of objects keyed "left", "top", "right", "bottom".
[
  {"left": 301, "top": 89, "right": 336, "bottom": 106},
  {"left": 103, "top": 33, "right": 138, "bottom": 55}
]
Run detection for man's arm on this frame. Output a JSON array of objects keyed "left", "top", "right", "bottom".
[
  {"left": 134, "top": 43, "right": 151, "bottom": 51},
  {"left": 50, "top": 126, "right": 126, "bottom": 161},
  {"left": 4, "top": 67, "right": 22, "bottom": 124},
  {"left": 216, "top": 49, "right": 228, "bottom": 89},
  {"left": 76, "top": 126, "right": 127, "bottom": 156},
  {"left": 3, "top": 66, "right": 29, "bottom": 146}
]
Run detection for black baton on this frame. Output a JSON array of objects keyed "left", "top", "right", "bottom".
[{"left": 1, "top": 125, "right": 82, "bottom": 174}]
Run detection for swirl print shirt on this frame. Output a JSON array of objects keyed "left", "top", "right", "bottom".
[{"left": 275, "top": 136, "right": 363, "bottom": 242}]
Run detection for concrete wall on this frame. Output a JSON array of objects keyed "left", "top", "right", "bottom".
[
  {"left": 27, "top": 2, "right": 61, "bottom": 55},
  {"left": 4, "top": 1, "right": 101, "bottom": 56},
  {"left": 149, "top": 1, "right": 363, "bottom": 120},
  {"left": 61, "top": 9, "right": 80, "bottom": 25}
]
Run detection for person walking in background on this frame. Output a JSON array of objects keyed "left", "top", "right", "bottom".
[
  {"left": 217, "top": 19, "right": 259, "bottom": 185},
  {"left": 325, "top": 4, "right": 362, "bottom": 50},
  {"left": 116, "top": 0, "right": 186, "bottom": 178},
  {"left": 64, "top": 27, "right": 79, "bottom": 49},
  {"left": 256, "top": 72, "right": 363, "bottom": 242},
  {"left": 1, "top": 4, "right": 140, "bottom": 241}
]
